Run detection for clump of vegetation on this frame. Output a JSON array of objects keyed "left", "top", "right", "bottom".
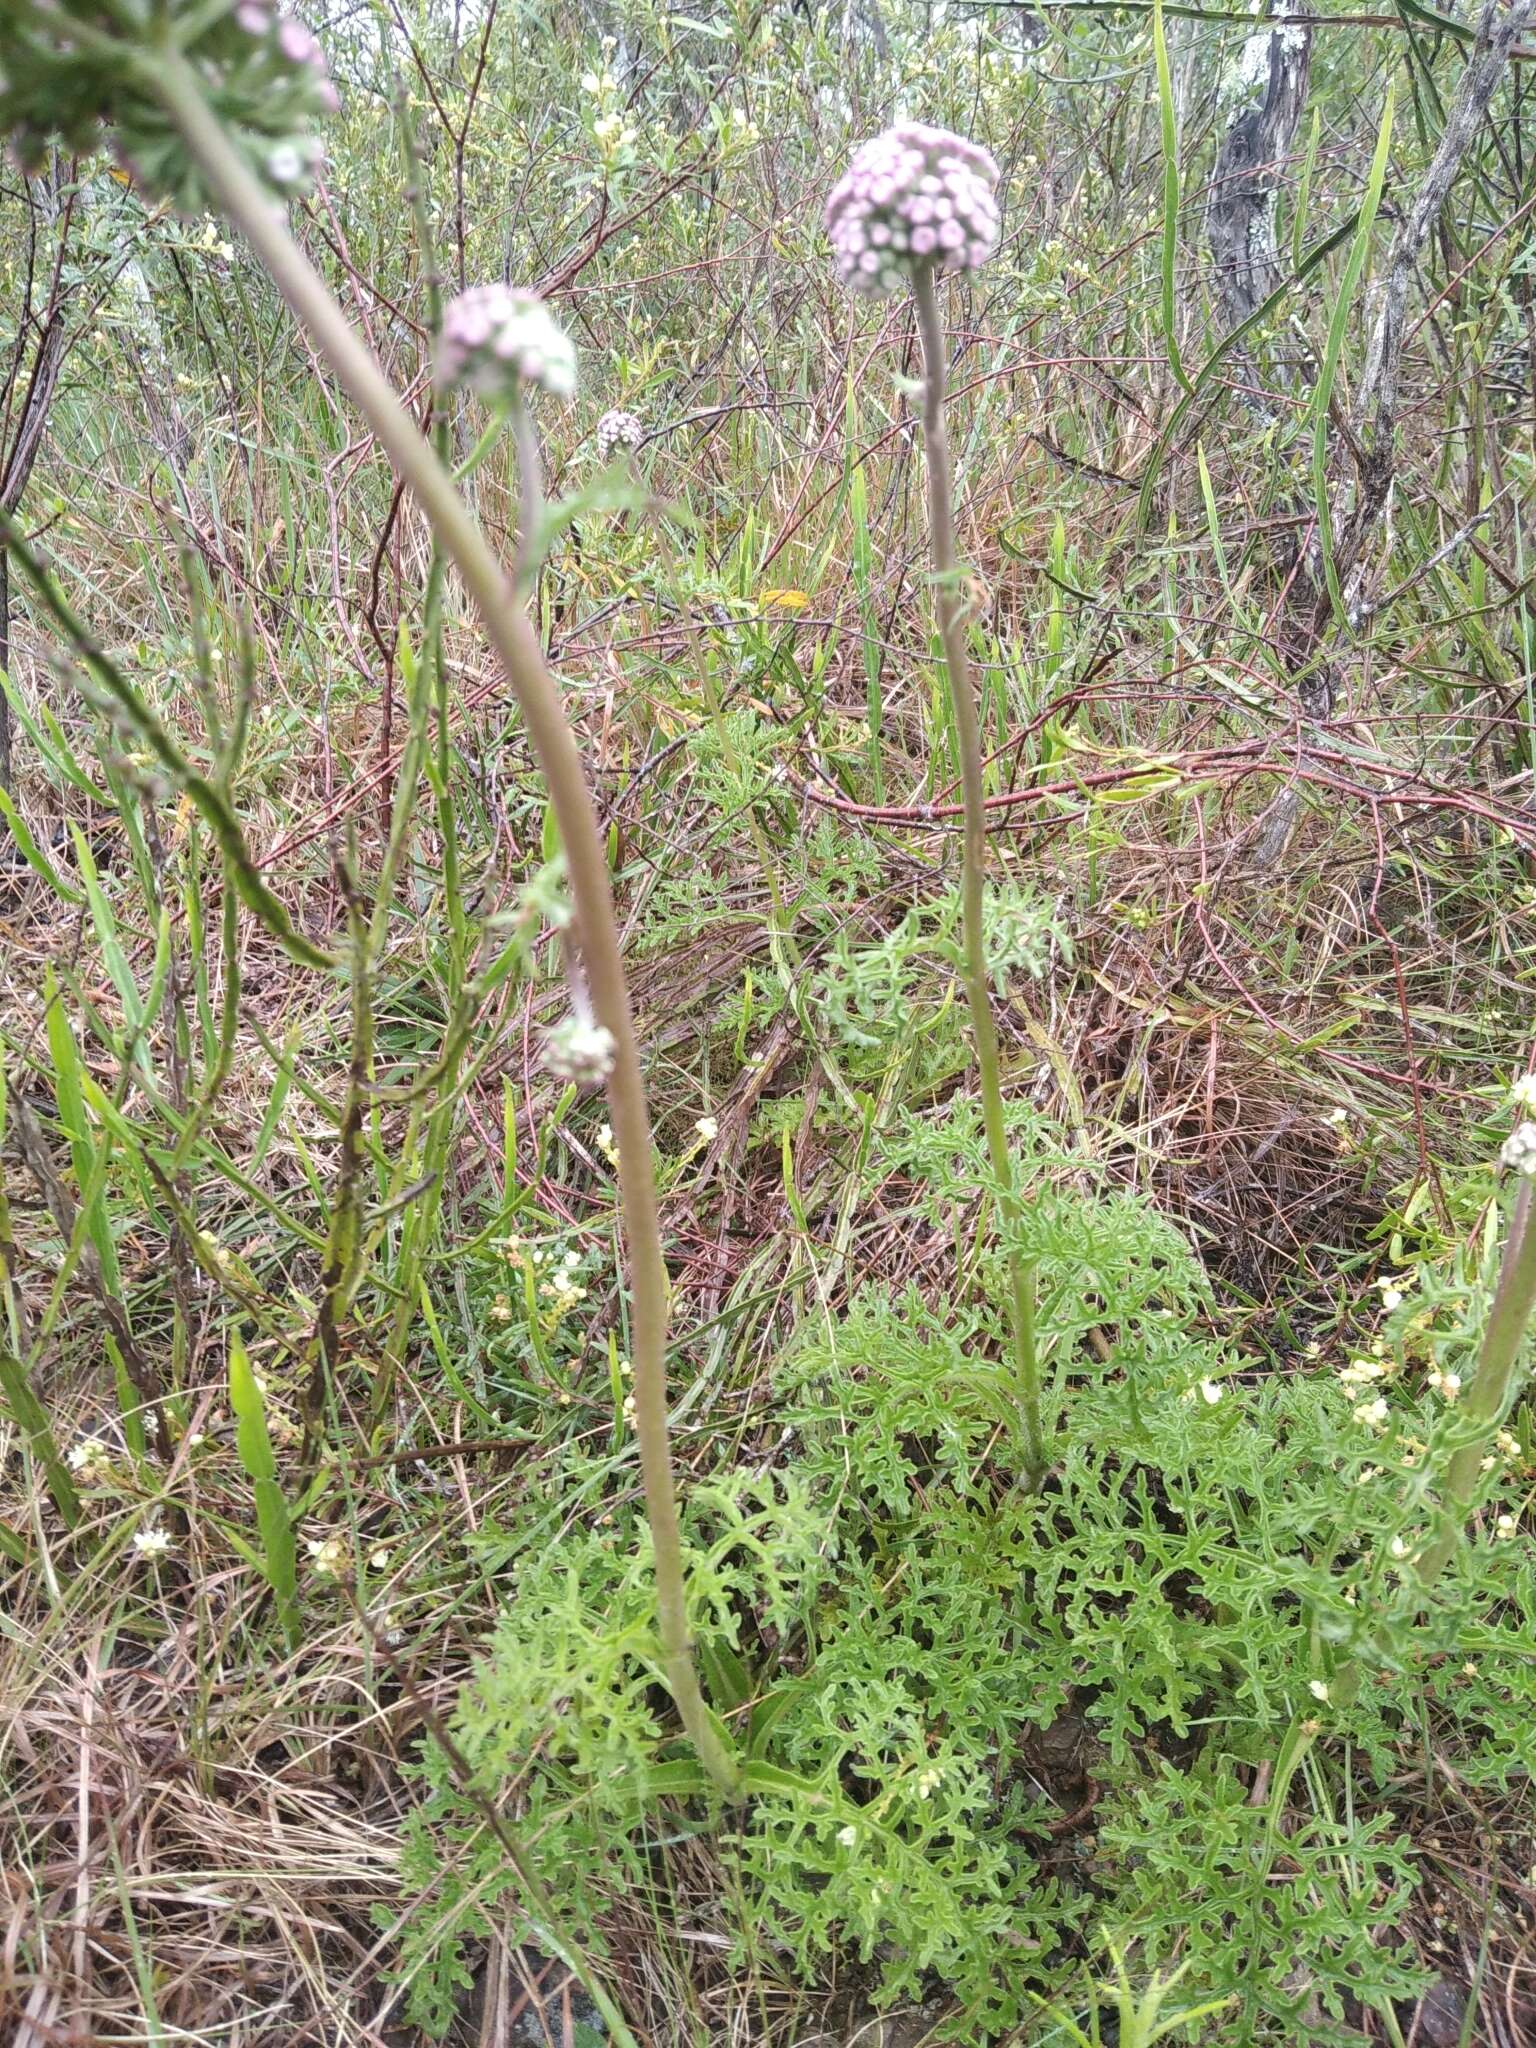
[
  {"left": 406, "top": 1105, "right": 1536, "bottom": 2041},
  {"left": 2, "top": 2, "right": 1535, "bottom": 2043}
]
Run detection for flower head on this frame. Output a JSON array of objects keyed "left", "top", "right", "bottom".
[
  {"left": 307, "top": 1533, "right": 347, "bottom": 1577},
  {"left": 826, "top": 122, "right": 1001, "bottom": 296},
  {"left": 133, "top": 1525, "right": 173, "bottom": 1559},
  {"left": 1510, "top": 1075, "right": 1536, "bottom": 1113},
  {"left": 595, "top": 408, "right": 644, "bottom": 461},
  {"left": 0, "top": 1, "right": 336, "bottom": 207},
  {"left": 67, "top": 1435, "right": 114, "bottom": 1483},
  {"left": 543, "top": 1016, "right": 616, "bottom": 1084},
  {"left": 1500, "top": 1122, "right": 1536, "bottom": 1176},
  {"left": 437, "top": 286, "right": 577, "bottom": 402}
]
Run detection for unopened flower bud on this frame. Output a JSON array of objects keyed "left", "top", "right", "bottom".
[
  {"left": 544, "top": 1017, "right": 616, "bottom": 1084},
  {"left": 595, "top": 408, "right": 644, "bottom": 461}
]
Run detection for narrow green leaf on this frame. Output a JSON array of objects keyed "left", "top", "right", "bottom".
[
  {"left": 0, "top": 788, "right": 82, "bottom": 903},
  {"left": 1152, "top": 0, "right": 1192, "bottom": 394}
]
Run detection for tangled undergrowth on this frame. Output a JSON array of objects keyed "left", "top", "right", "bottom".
[{"left": 3, "top": 1, "right": 1536, "bottom": 2044}]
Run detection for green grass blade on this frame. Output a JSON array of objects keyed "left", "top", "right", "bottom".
[
  {"left": 229, "top": 1330, "right": 300, "bottom": 1647},
  {"left": 1152, "top": 0, "right": 1192, "bottom": 394}
]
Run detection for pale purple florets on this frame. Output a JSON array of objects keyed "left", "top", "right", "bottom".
[
  {"left": 595, "top": 408, "right": 644, "bottom": 462},
  {"left": 826, "top": 123, "right": 1001, "bottom": 297},
  {"left": 437, "top": 286, "right": 577, "bottom": 403},
  {"left": 234, "top": 2, "right": 340, "bottom": 117}
]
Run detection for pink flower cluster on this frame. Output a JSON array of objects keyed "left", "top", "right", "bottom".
[
  {"left": 234, "top": 2, "right": 340, "bottom": 115},
  {"left": 436, "top": 285, "right": 578, "bottom": 402},
  {"left": 825, "top": 123, "right": 1001, "bottom": 296}
]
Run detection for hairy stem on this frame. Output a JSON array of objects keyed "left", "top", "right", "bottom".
[
  {"left": 151, "top": 52, "right": 736, "bottom": 1795},
  {"left": 911, "top": 264, "right": 1045, "bottom": 1485}
]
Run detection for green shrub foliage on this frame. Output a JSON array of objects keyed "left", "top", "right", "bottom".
[{"left": 397, "top": 1109, "right": 1534, "bottom": 2041}]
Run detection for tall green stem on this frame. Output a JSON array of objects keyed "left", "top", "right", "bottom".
[
  {"left": 910, "top": 264, "right": 1045, "bottom": 1485},
  {"left": 1416, "top": 1179, "right": 1536, "bottom": 1586},
  {"left": 151, "top": 52, "right": 736, "bottom": 1795}
]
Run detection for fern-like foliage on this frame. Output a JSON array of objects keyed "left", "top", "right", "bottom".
[{"left": 395, "top": 1106, "right": 1535, "bottom": 2042}]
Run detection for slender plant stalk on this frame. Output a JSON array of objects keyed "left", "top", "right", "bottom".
[
  {"left": 1416, "top": 1180, "right": 1536, "bottom": 1586},
  {"left": 1307, "top": 1175, "right": 1536, "bottom": 1730},
  {"left": 148, "top": 48, "right": 737, "bottom": 1795},
  {"left": 509, "top": 391, "right": 543, "bottom": 598},
  {"left": 910, "top": 264, "right": 1045, "bottom": 1484}
]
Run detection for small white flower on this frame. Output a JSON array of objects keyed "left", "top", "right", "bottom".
[
  {"left": 1426, "top": 1367, "right": 1462, "bottom": 1403},
  {"left": 694, "top": 1115, "right": 719, "bottom": 1143},
  {"left": 267, "top": 142, "right": 304, "bottom": 186},
  {"left": 68, "top": 1436, "right": 112, "bottom": 1479},
  {"left": 1199, "top": 1378, "right": 1224, "bottom": 1405},
  {"left": 1494, "top": 1513, "right": 1518, "bottom": 1540},
  {"left": 1354, "top": 1396, "right": 1390, "bottom": 1430},
  {"left": 1510, "top": 1075, "right": 1536, "bottom": 1113},
  {"left": 544, "top": 1017, "right": 616, "bottom": 1084},
  {"left": 1388, "top": 1534, "right": 1412, "bottom": 1560},
  {"left": 1340, "top": 1357, "right": 1386, "bottom": 1388},
  {"left": 133, "top": 1526, "right": 173, "bottom": 1559},
  {"left": 1308, "top": 1679, "right": 1330, "bottom": 1703},
  {"left": 1495, "top": 1429, "right": 1522, "bottom": 1461},
  {"left": 1500, "top": 1122, "right": 1536, "bottom": 1177},
  {"left": 836, "top": 1823, "right": 858, "bottom": 1847},
  {"left": 1379, "top": 1287, "right": 1404, "bottom": 1312},
  {"left": 307, "top": 1535, "right": 347, "bottom": 1578}
]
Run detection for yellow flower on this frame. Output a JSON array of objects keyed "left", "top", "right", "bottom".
[{"left": 758, "top": 588, "right": 810, "bottom": 611}]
